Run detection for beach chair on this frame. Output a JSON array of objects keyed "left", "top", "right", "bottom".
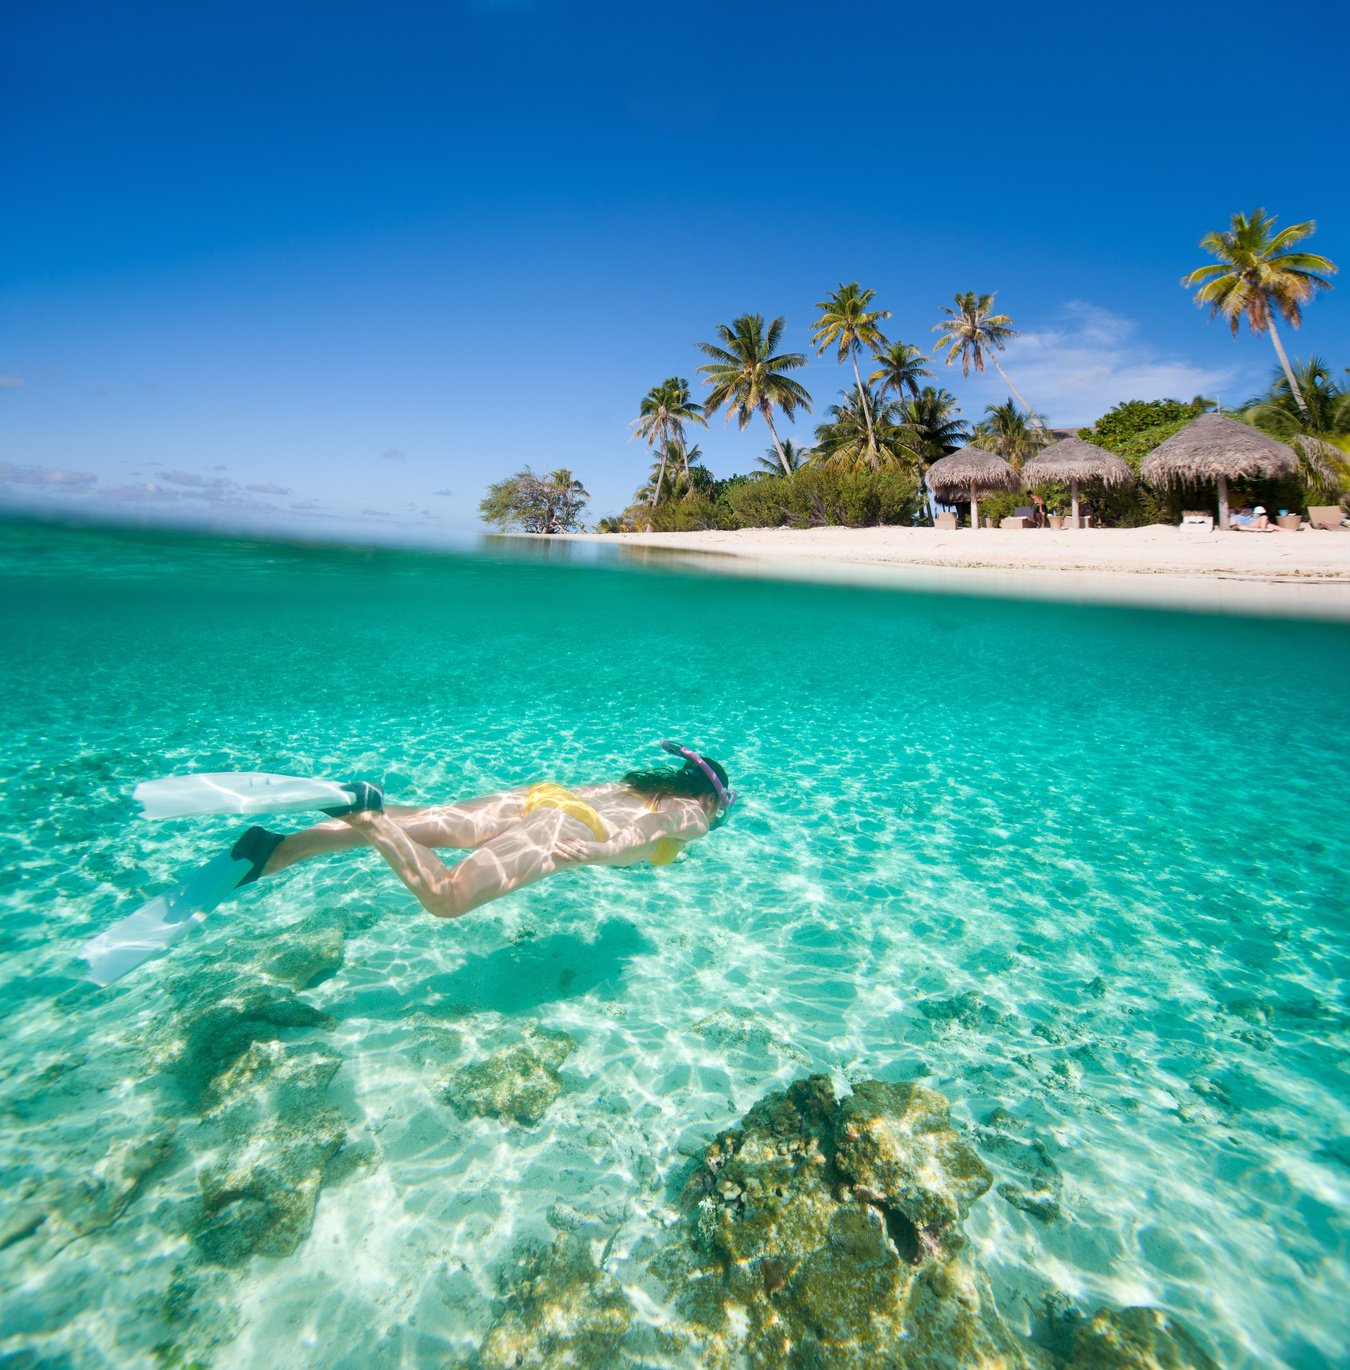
[
  {"left": 1180, "top": 511, "right": 1213, "bottom": 533},
  {"left": 934, "top": 512, "right": 959, "bottom": 530},
  {"left": 1307, "top": 505, "right": 1349, "bottom": 530},
  {"left": 1000, "top": 516, "right": 1030, "bottom": 530}
]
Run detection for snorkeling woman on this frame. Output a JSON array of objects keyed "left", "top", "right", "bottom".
[
  {"left": 240, "top": 740, "right": 736, "bottom": 921},
  {"left": 80, "top": 742, "right": 737, "bottom": 986}
]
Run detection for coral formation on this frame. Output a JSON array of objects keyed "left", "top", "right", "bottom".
[
  {"left": 443, "top": 1026, "right": 576, "bottom": 1127},
  {"left": 652, "top": 1074, "right": 1214, "bottom": 1369},
  {"left": 478, "top": 1234, "right": 638, "bottom": 1369}
]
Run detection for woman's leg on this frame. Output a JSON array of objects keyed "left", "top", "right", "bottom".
[
  {"left": 334, "top": 807, "right": 592, "bottom": 919},
  {"left": 261, "top": 789, "right": 529, "bottom": 877}
]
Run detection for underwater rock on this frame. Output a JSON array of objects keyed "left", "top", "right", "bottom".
[
  {"left": 190, "top": 1107, "right": 347, "bottom": 1267},
  {"left": 258, "top": 920, "right": 346, "bottom": 990},
  {"left": 654, "top": 1075, "right": 1214, "bottom": 1368},
  {"left": 1066, "top": 1306, "right": 1218, "bottom": 1369},
  {"left": 834, "top": 1080, "right": 993, "bottom": 1262},
  {"left": 3, "top": 1126, "right": 178, "bottom": 1260},
  {"left": 443, "top": 1027, "right": 576, "bottom": 1127},
  {"left": 478, "top": 1234, "right": 637, "bottom": 1370},
  {"left": 158, "top": 976, "right": 336, "bottom": 1111},
  {"left": 658, "top": 1073, "right": 1033, "bottom": 1368},
  {"left": 975, "top": 1109, "right": 1063, "bottom": 1225},
  {"left": 918, "top": 990, "right": 1010, "bottom": 1032},
  {"left": 693, "top": 1007, "right": 809, "bottom": 1064}
]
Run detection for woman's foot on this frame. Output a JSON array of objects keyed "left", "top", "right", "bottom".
[
  {"left": 231, "top": 826, "right": 287, "bottom": 886},
  {"left": 322, "top": 780, "right": 385, "bottom": 817}
]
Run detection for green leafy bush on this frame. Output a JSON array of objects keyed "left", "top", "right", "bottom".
[{"left": 725, "top": 467, "right": 922, "bottom": 528}]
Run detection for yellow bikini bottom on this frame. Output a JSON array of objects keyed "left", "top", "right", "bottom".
[
  {"left": 522, "top": 783, "right": 608, "bottom": 840},
  {"left": 522, "top": 783, "right": 684, "bottom": 866}
]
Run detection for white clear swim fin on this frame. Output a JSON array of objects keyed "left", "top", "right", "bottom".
[
  {"left": 80, "top": 848, "right": 254, "bottom": 986},
  {"left": 135, "top": 772, "right": 356, "bottom": 819}
]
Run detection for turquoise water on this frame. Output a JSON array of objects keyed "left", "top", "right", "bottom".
[{"left": 1, "top": 519, "right": 1348, "bottom": 1368}]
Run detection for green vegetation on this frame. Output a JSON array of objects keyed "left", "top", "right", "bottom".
[
  {"left": 481, "top": 212, "right": 1344, "bottom": 531},
  {"left": 1182, "top": 208, "right": 1337, "bottom": 417},
  {"left": 696, "top": 314, "right": 812, "bottom": 477},
  {"left": 629, "top": 376, "right": 706, "bottom": 507},
  {"left": 478, "top": 468, "right": 589, "bottom": 533},
  {"left": 970, "top": 399, "right": 1051, "bottom": 471},
  {"left": 811, "top": 282, "right": 892, "bottom": 461}
]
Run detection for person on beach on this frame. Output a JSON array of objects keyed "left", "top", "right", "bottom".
[
  {"left": 1230, "top": 505, "right": 1278, "bottom": 532},
  {"left": 234, "top": 742, "right": 736, "bottom": 920}
]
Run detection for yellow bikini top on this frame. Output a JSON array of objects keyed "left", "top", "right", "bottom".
[{"left": 646, "top": 795, "right": 684, "bottom": 866}]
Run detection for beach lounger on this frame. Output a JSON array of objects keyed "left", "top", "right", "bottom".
[
  {"left": 1000, "top": 516, "right": 1030, "bottom": 530},
  {"left": 1307, "top": 505, "right": 1349, "bottom": 530},
  {"left": 1180, "top": 511, "right": 1213, "bottom": 533},
  {"left": 934, "top": 512, "right": 959, "bottom": 529}
]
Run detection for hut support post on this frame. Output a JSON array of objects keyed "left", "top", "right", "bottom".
[
  {"left": 970, "top": 480, "right": 979, "bottom": 531},
  {"left": 1070, "top": 480, "right": 1081, "bottom": 528},
  {"left": 1216, "top": 475, "right": 1229, "bottom": 530}
]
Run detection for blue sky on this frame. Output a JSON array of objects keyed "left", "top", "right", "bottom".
[{"left": 4, "top": 0, "right": 1347, "bottom": 542}]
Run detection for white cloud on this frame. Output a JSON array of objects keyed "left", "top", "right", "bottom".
[
  {"left": 247, "top": 481, "right": 293, "bottom": 495},
  {"left": 432, "top": 487, "right": 454, "bottom": 496},
  {"left": 0, "top": 375, "right": 24, "bottom": 390},
  {"left": 379, "top": 447, "right": 406, "bottom": 462},
  {"left": 0, "top": 461, "right": 97, "bottom": 489},
  {"left": 163, "top": 469, "right": 234, "bottom": 489},
  {"left": 944, "top": 301, "right": 1239, "bottom": 425}
]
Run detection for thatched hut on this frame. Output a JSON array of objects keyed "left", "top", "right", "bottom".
[
  {"left": 1021, "top": 437, "right": 1133, "bottom": 528},
  {"left": 1141, "top": 413, "right": 1297, "bottom": 529},
  {"left": 926, "top": 449, "right": 1019, "bottom": 530}
]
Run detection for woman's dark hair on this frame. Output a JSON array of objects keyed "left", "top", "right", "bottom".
[{"left": 622, "top": 757, "right": 729, "bottom": 805}]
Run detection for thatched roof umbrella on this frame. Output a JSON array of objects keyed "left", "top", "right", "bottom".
[
  {"left": 926, "top": 449, "right": 1019, "bottom": 530},
  {"left": 1021, "top": 436, "right": 1133, "bottom": 528},
  {"left": 1141, "top": 413, "right": 1297, "bottom": 529}
]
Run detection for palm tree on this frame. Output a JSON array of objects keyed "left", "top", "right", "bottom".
[
  {"left": 643, "top": 443, "right": 711, "bottom": 500},
  {"left": 932, "top": 291, "right": 1042, "bottom": 426},
  {"left": 1182, "top": 208, "right": 1337, "bottom": 418},
  {"left": 545, "top": 469, "right": 590, "bottom": 532},
  {"left": 1241, "top": 357, "right": 1350, "bottom": 498},
  {"left": 811, "top": 283, "right": 891, "bottom": 458},
  {"left": 903, "top": 386, "right": 970, "bottom": 464},
  {"left": 813, "top": 387, "right": 919, "bottom": 473},
  {"left": 698, "top": 314, "right": 812, "bottom": 477},
  {"left": 970, "top": 398, "right": 1051, "bottom": 471},
  {"left": 630, "top": 377, "right": 707, "bottom": 506},
  {"left": 754, "top": 437, "right": 810, "bottom": 476},
  {"left": 869, "top": 341, "right": 933, "bottom": 403}
]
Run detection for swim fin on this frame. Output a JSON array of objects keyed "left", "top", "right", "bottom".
[
  {"left": 134, "top": 772, "right": 358, "bottom": 820},
  {"left": 79, "top": 827, "right": 285, "bottom": 986}
]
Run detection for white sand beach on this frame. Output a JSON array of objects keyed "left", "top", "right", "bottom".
[{"left": 559, "top": 525, "right": 1350, "bottom": 619}]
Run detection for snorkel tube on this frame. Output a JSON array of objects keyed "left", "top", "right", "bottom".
[{"left": 660, "top": 739, "right": 738, "bottom": 828}]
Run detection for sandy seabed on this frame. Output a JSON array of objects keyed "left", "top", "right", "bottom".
[{"left": 557, "top": 525, "right": 1350, "bottom": 620}]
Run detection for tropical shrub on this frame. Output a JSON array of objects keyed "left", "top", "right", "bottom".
[
  {"left": 1076, "top": 399, "right": 1211, "bottom": 525},
  {"left": 725, "top": 467, "right": 921, "bottom": 528},
  {"left": 478, "top": 468, "right": 589, "bottom": 533},
  {"left": 649, "top": 496, "right": 732, "bottom": 531}
]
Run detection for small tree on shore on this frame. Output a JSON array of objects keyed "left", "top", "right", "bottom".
[{"left": 479, "top": 467, "right": 590, "bottom": 533}]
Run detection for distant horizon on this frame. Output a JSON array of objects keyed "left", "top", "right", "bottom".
[{"left": 5, "top": 0, "right": 1346, "bottom": 542}]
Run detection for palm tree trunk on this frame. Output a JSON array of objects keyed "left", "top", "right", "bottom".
[
  {"left": 649, "top": 447, "right": 669, "bottom": 507},
  {"left": 1266, "top": 316, "right": 1309, "bottom": 417},
  {"left": 851, "top": 352, "right": 878, "bottom": 465},
  {"left": 763, "top": 412, "right": 793, "bottom": 478},
  {"left": 991, "top": 359, "right": 1045, "bottom": 430}
]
